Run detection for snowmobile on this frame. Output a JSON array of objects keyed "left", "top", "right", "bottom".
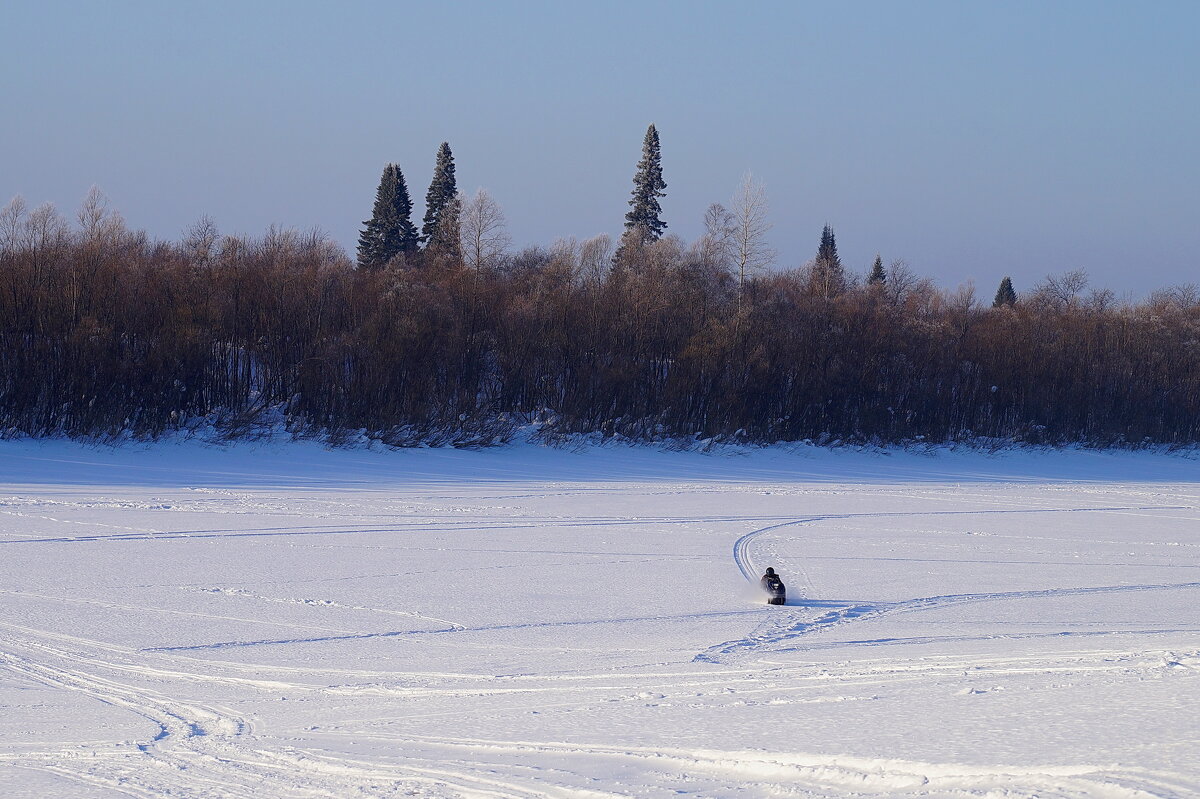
[{"left": 760, "top": 567, "right": 786, "bottom": 605}]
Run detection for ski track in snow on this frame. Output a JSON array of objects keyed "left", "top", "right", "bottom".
[
  {"left": 0, "top": 634, "right": 436, "bottom": 798},
  {"left": 4, "top": 623, "right": 1196, "bottom": 799},
  {"left": 296, "top": 733, "right": 1200, "bottom": 799},
  {"left": 716, "top": 503, "right": 1200, "bottom": 665},
  {"left": 185, "top": 586, "right": 468, "bottom": 632},
  {"left": 0, "top": 626, "right": 614, "bottom": 798},
  {"left": 2, "top": 451, "right": 1199, "bottom": 798}
]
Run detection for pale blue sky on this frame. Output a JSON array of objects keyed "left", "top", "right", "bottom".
[{"left": 3, "top": 1, "right": 1197, "bottom": 295}]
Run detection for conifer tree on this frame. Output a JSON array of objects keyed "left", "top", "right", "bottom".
[
  {"left": 817, "top": 225, "right": 841, "bottom": 269},
  {"left": 623, "top": 124, "right": 667, "bottom": 244},
  {"left": 426, "top": 192, "right": 463, "bottom": 262},
  {"left": 993, "top": 276, "right": 1017, "bottom": 307},
  {"left": 422, "top": 142, "right": 457, "bottom": 245},
  {"left": 357, "top": 163, "right": 418, "bottom": 267},
  {"left": 811, "top": 224, "right": 845, "bottom": 297},
  {"left": 869, "top": 254, "right": 886, "bottom": 285}
]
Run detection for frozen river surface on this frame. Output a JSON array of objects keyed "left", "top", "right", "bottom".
[{"left": 0, "top": 440, "right": 1197, "bottom": 798}]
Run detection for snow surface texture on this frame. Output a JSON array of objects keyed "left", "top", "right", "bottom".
[{"left": 0, "top": 439, "right": 1197, "bottom": 798}]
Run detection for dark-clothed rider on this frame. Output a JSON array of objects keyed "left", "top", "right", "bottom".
[{"left": 760, "top": 567, "right": 786, "bottom": 605}]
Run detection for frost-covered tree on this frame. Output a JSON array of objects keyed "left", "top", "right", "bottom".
[
  {"left": 993, "top": 275, "right": 1017, "bottom": 307},
  {"left": 460, "top": 188, "right": 510, "bottom": 272},
  {"left": 730, "top": 173, "right": 775, "bottom": 293},
  {"left": 357, "top": 163, "right": 418, "bottom": 267},
  {"left": 422, "top": 142, "right": 457, "bottom": 246},
  {"left": 696, "top": 202, "right": 736, "bottom": 270},
  {"left": 623, "top": 124, "right": 667, "bottom": 244},
  {"left": 426, "top": 192, "right": 463, "bottom": 262}
]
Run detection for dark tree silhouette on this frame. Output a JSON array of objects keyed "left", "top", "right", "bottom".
[
  {"left": 357, "top": 163, "right": 418, "bottom": 267},
  {"left": 810, "top": 224, "right": 845, "bottom": 297},
  {"left": 422, "top": 142, "right": 457, "bottom": 246},
  {"left": 623, "top": 124, "right": 667, "bottom": 244},
  {"left": 993, "top": 276, "right": 1017, "bottom": 307},
  {"left": 869, "top": 254, "right": 886, "bottom": 285}
]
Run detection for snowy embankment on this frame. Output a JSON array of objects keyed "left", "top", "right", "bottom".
[{"left": 0, "top": 439, "right": 1198, "bottom": 798}]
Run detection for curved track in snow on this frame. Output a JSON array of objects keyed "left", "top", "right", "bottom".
[
  {"left": 732, "top": 503, "right": 1188, "bottom": 586},
  {"left": 732, "top": 517, "right": 820, "bottom": 582},
  {"left": 716, "top": 503, "right": 1196, "bottom": 664}
]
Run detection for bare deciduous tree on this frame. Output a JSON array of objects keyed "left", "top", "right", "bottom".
[
  {"left": 1032, "top": 269, "right": 1089, "bottom": 309},
  {"left": 0, "top": 196, "right": 28, "bottom": 251},
  {"left": 1150, "top": 284, "right": 1200, "bottom": 310},
  {"left": 695, "top": 202, "right": 736, "bottom": 270},
  {"left": 579, "top": 233, "right": 612, "bottom": 289},
  {"left": 25, "top": 202, "right": 70, "bottom": 251},
  {"left": 885, "top": 259, "right": 926, "bottom": 305},
  {"left": 460, "top": 189, "right": 510, "bottom": 272},
  {"left": 78, "top": 186, "right": 117, "bottom": 239},
  {"left": 729, "top": 173, "right": 775, "bottom": 293},
  {"left": 183, "top": 216, "right": 220, "bottom": 263}
]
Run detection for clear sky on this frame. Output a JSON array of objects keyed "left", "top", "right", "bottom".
[{"left": 3, "top": 0, "right": 1197, "bottom": 296}]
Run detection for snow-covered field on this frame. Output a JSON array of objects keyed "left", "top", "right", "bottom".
[{"left": 1, "top": 440, "right": 1198, "bottom": 798}]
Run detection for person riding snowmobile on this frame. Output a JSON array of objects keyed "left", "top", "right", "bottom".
[{"left": 760, "top": 567, "right": 786, "bottom": 605}]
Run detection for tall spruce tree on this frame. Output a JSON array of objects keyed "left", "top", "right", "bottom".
[
  {"left": 357, "top": 163, "right": 418, "bottom": 267},
  {"left": 426, "top": 192, "right": 463, "bottom": 262},
  {"left": 623, "top": 124, "right": 667, "bottom": 244},
  {"left": 993, "top": 276, "right": 1017, "bottom": 307},
  {"left": 817, "top": 225, "right": 841, "bottom": 268},
  {"left": 811, "top": 224, "right": 845, "bottom": 297},
  {"left": 869, "top": 254, "right": 886, "bottom": 285},
  {"left": 422, "top": 142, "right": 457, "bottom": 245}
]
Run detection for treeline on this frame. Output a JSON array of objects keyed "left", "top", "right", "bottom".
[{"left": 2, "top": 189, "right": 1200, "bottom": 447}]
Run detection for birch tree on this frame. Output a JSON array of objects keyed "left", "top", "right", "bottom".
[
  {"left": 730, "top": 173, "right": 775, "bottom": 293},
  {"left": 460, "top": 189, "right": 510, "bottom": 271}
]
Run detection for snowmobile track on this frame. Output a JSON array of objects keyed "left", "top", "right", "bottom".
[{"left": 720, "top": 503, "right": 1193, "bottom": 663}]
